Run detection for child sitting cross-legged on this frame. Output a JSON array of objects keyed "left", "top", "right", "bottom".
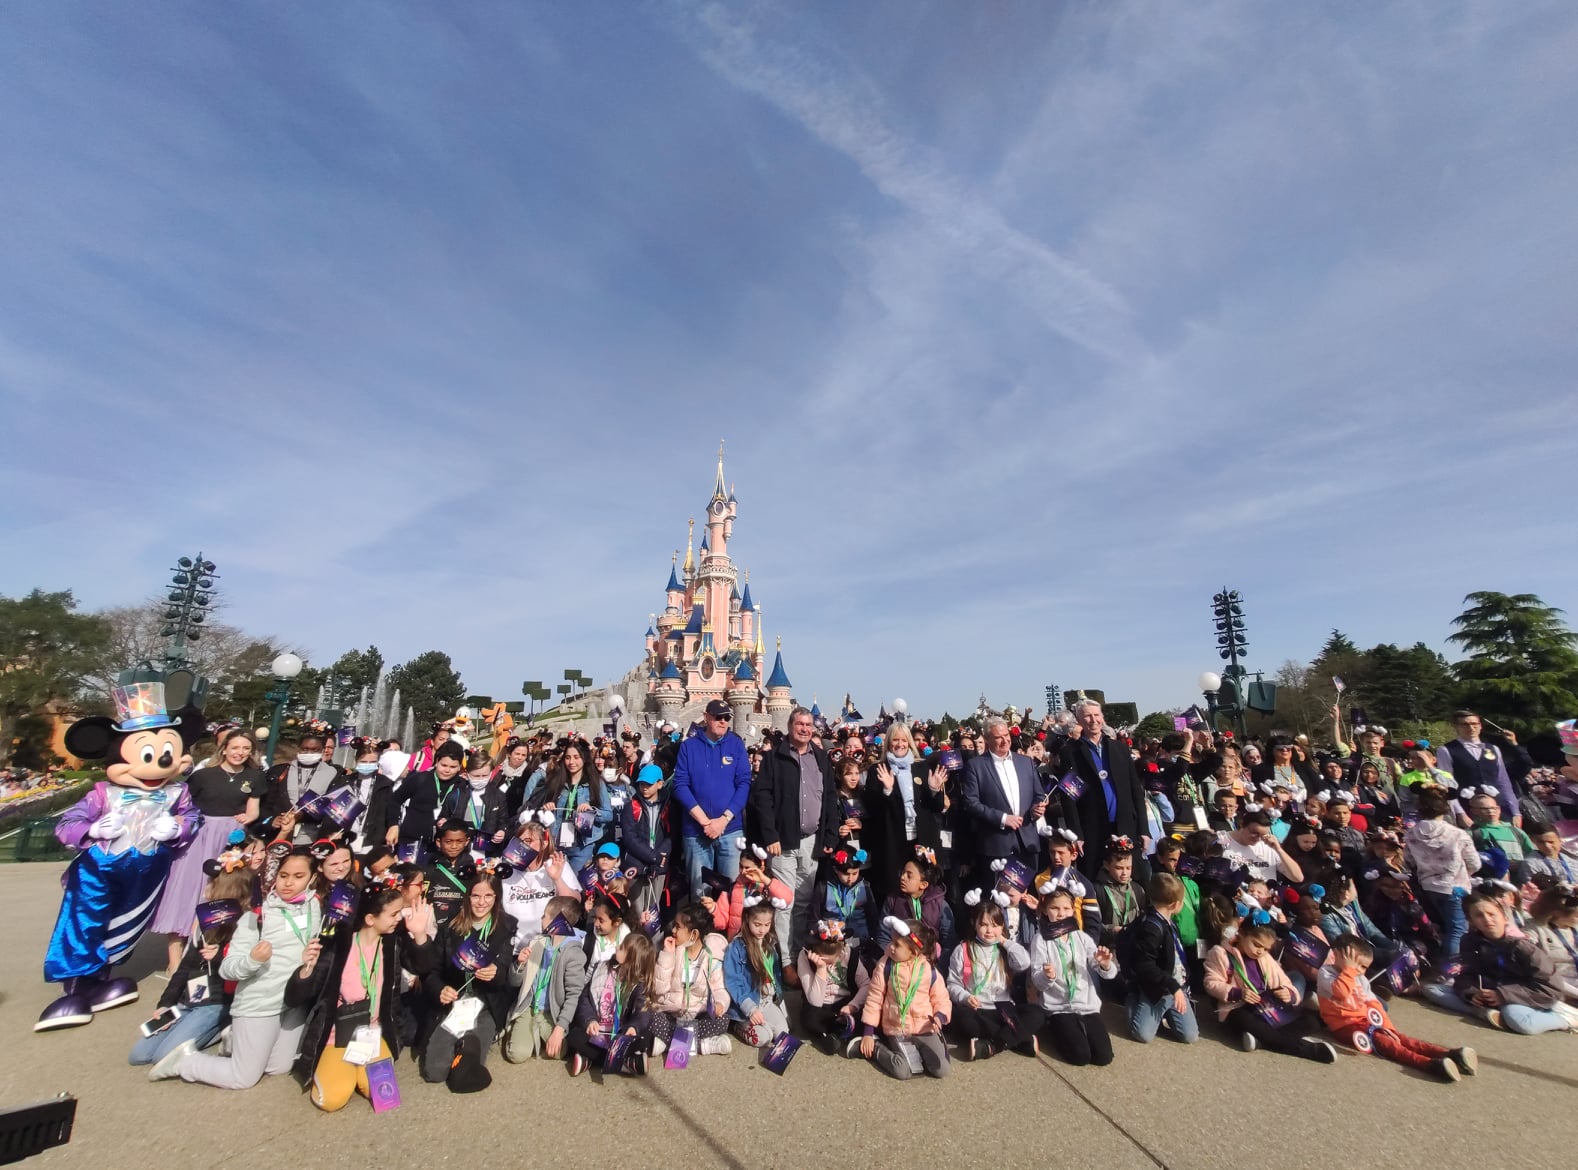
[
  {"left": 859, "top": 917, "right": 951, "bottom": 1080},
  {"left": 1203, "top": 913, "right": 1337, "bottom": 1063}
]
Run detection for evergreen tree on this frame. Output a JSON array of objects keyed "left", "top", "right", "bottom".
[
  {"left": 1448, "top": 592, "right": 1578, "bottom": 731},
  {"left": 387, "top": 650, "right": 467, "bottom": 732}
]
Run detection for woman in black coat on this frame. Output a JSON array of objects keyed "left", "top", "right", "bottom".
[
  {"left": 419, "top": 873, "right": 518, "bottom": 1083},
  {"left": 861, "top": 726, "right": 948, "bottom": 904},
  {"left": 287, "top": 883, "right": 435, "bottom": 1111}
]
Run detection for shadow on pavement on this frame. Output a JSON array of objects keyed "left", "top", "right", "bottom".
[
  {"left": 633, "top": 1074, "right": 746, "bottom": 1169},
  {"left": 1477, "top": 1053, "right": 1578, "bottom": 1089}
]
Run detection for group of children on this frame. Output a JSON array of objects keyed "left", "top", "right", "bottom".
[{"left": 92, "top": 720, "right": 1578, "bottom": 1113}]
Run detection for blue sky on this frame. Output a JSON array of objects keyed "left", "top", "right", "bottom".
[{"left": 3, "top": 1, "right": 1575, "bottom": 720}]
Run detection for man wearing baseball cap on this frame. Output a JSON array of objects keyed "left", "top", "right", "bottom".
[{"left": 672, "top": 699, "right": 752, "bottom": 896}]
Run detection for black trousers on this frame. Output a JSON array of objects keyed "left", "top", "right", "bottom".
[
  {"left": 1044, "top": 1010, "right": 1112, "bottom": 1066},
  {"left": 949, "top": 1001, "right": 1045, "bottom": 1051},
  {"left": 1225, "top": 1005, "right": 1320, "bottom": 1058},
  {"left": 801, "top": 1000, "right": 853, "bottom": 1038}
]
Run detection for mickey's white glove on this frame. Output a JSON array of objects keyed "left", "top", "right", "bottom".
[
  {"left": 149, "top": 814, "right": 181, "bottom": 842},
  {"left": 88, "top": 813, "right": 126, "bottom": 841}
]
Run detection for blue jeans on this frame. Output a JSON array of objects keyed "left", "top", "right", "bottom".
[
  {"left": 1422, "top": 890, "right": 1468, "bottom": 958},
  {"left": 683, "top": 830, "right": 743, "bottom": 897},
  {"left": 1126, "top": 992, "right": 1200, "bottom": 1044},
  {"left": 1420, "top": 984, "right": 1571, "bottom": 1034},
  {"left": 128, "top": 1002, "right": 228, "bottom": 1065}
]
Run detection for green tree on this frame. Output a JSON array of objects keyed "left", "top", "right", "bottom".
[
  {"left": 0, "top": 589, "right": 112, "bottom": 767},
  {"left": 1133, "top": 711, "right": 1178, "bottom": 740},
  {"left": 1356, "top": 642, "right": 1458, "bottom": 728},
  {"left": 1448, "top": 592, "right": 1578, "bottom": 731},
  {"left": 387, "top": 651, "right": 466, "bottom": 732}
]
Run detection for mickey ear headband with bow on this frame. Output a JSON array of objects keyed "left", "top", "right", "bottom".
[
  {"left": 736, "top": 840, "right": 770, "bottom": 861},
  {"left": 1108, "top": 834, "right": 1135, "bottom": 853},
  {"left": 203, "top": 829, "right": 252, "bottom": 876},
  {"left": 882, "top": 915, "right": 912, "bottom": 938},
  {"left": 367, "top": 869, "right": 403, "bottom": 892},
  {"left": 1458, "top": 786, "right": 1487, "bottom": 802},
  {"left": 913, "top": 845, "right": 937, "bottom": 867},
  {"left": 308, "top": 838, "right": 337, "bottom": 861},
  {"left": 963, "top": 887, "right": 1011, "bottom": 908}
]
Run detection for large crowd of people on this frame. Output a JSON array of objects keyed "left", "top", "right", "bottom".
[{"left": 79, "top": 699, "right": 1578, "bottom": 1107}]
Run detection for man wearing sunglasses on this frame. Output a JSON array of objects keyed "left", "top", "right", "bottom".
[{"left": 673, "top": 699, "right": 752, "bottom": 895}]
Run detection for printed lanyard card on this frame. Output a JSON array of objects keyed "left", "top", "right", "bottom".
[
  {"left": 666, "top": 1026, "right": 693, "bottom": 1070},
  {"left": 366, "top": 1057, "right": 401, "bottom": 1113}
]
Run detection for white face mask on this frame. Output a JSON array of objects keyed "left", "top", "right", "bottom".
[
  {"left": 468, "top": 774, "right": 491, "bottom": 792},
  {"left": 355, "top": 762, "right": 378, "bottom": 775},
  {"left": 296, "top": 753, "right": 323, "bottom": 767},
  {"left": 601, "top": 767, "right": 617, "bottom": 783}
]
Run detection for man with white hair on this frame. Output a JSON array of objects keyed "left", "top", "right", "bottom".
[
  {"left": 960, "top": 716, "right": 1047, "bottom": 876},
  {"left": 1058, "top": 700, "right": 1150, "bottom": 880}
]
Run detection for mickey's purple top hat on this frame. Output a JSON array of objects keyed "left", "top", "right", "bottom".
[{"left": 112, "top": 681, "right": 176, "bottom": 732}]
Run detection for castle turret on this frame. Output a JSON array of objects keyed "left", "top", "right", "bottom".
[
  {"left": 654, "top": 660, "right": 685, "bottom": 722},
  {"left": 728, "top": 657, "right": 759, "bottom": 727},
  {"left": 765, "top": 637, "right": 793, "bottom": 732}
]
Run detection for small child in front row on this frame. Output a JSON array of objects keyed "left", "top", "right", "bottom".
[
  {"left": 1035, "top": 831, "right": 1102, "bottom": 938},
  {"left": 860, "top": 917, "right": 951, "bottom": 1080},
  {"left": 877, "top": 852, "right": 957, "bottom": 956},
  {"left": 1095, "top": 840, "right": 1148, "bottom": 938},
  {"left": 724, "top": 902, "right": 789, "bottom": 1046},
  {"left": 946, "top": 901, "right": 1038, "bottom": 1061},
  {"left": 797, "top": 919, "right": 870, "bottom": 1053},
  {"left": 1203, "top": 917, "right": 1336, "bottom": 1063},
  {"left": 650, "top": 903, "right": 732, "bottom": 1057},
  {"left": 1031, "top": 887, "right": 1117, "bottom": 1066},
  {"left": 502, "top": 896, "right": 587, "bottom": 1063},
  {"left": 1318, "top": 934, "right": 1475, "bottom": 1082},
  {"left": 1125, "top": 873, "right": 1200, "bottom": 1045},
  {"left": 566, "top": 931, "right": 655, "bottom": 1077}
]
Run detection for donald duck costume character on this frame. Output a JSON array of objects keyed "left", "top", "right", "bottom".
[{"left": 37, "top": 682, "right": 205, "bottom": 1032}]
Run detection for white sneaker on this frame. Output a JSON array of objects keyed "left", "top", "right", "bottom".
[
  {"left": 1239, "top": 1032, "right": 1257, "bottom": 1053},
  {"left": 699, "top": 1034, "right": 733, "bottom": 1056},
  {"left": 148, "top": 1038, "right": 196, "bottom": 1082},
  {"left": 650, "top": 1037, "right": 667, "bottom": 1057}
]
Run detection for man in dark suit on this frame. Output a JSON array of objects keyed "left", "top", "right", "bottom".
[
  {"left": 960, "top": 718, "right": 1048, "bottom": 876},
  {"left": 1058, "top": 700, "right": 1149, "bottom": 881}
]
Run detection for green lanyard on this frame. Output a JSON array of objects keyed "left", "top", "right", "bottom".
[
  {"left": 277, "top": 904, "right": 310, "bottom": 947},
  {"left": 1119, "top": 885, "right": 1134, "bottom": 923},
  {"left": 1052, "top": 937, "right": 1079, "bottom": 999},
  {"left": 681, "top": 945, "right": 707, "bottom": 1012},
  {"left": 889, "top": 958, "right": 923, "bottom": 1026},
  {"left": 436, "top": 863, "right": 468, "bottom": 893},
  {"left": 467, "top": 791, "right": 485, "bottom": 827},
  {"left": 355, "top": 935, "right": 381, "bottom": 1002},
  {"left": 909, "top": 896, "right": 923, "bottom": 919},
  {"left": 763, "top": 951, "right": 778, "bottom": 992},
  {"left": 476, "top": 917, "right": 493, "bottom": 945},
  {"left": 968, "top": 944, "right": 998, "bottom": 997}
]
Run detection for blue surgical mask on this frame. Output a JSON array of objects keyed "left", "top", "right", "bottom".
[{"left": 355, "top": 762, "right": 378, "bottom": 775}]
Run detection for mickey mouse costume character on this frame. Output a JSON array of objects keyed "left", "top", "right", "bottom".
[{"left": 37, "top": 682, "right": 204, "bottom": 1032}]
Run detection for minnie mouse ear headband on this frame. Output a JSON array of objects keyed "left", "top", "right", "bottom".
[
  {"left": 736, "top": 840, "right": 770, "bottom": 861},
  {"left": 527, "top": 809, "right": 555, "bottom": 827},
  {"left": 1363, "top": 862, "right": 1407, "bottom": 882},
  {"left": 830, "top": 847, "right": 867, "bottom": 869},
  {"left": 743, "top": 890, "right": 789, "bottom": 909},
  {"left": 203, "top": 828, "right": 253, "bottom": 876},
  {"left": 813, "top": 918, "right": 846, "bottom": 942},
  {"left": 1281, "top": 883, "right": 1326, "bottom": 906},
  {"left": 913, "top": 845, "right": 937, "bottom": 867},
  {"left": 1108, "top": 834, "right": 1135, "bottom": 856},
  {"left": 308, "top": 838, "right": 338, "bottom": 861},
  {"left": 963, "top": 887, "right": 1011, "bottom": 908},
  {"left": 470, "top": 856, "right": 515, "bottom": 882},
  {"left": 1235, "top": 903, "right": 1274, "bottom": 926}
]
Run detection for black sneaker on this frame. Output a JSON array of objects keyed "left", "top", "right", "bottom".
[
  {"left": 1451, "top": 1046, "right": 1477, "bottom": 1076},
  {"left": 1302, "top": 1039, "right": 1338, "bottom": 1064}
]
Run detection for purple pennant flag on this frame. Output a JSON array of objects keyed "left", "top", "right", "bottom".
[
  {"left": 606, "top": 1033, "right": 639, "bottom": 1075},
  {"left": 1378, "top": 948, "right": 1421, "bottom": 995},
  {"left": 501, "top": 837, "right": 537, "bottom": 869},
  {"left": 939, "top": 749, "right": 963, "bottom": 773},
  {"left": 998, "top": 859, "right": 1031, "bottom": 894},
  {"left": 1254, "top": 998, "right": 1301, "bottom": 1028},
  {"left": 296, "top": 792, "right": 329, "bottom": 819},
  {"left": 195, "top": 899, "right": 243, "bottom": 934},
  {"left": 1057, "top": 771, "right": 1086, "bottom": 801},
  {"left": 323, "top": 881, "right": 360, "bottom": 925},
  {"left": 453, "top": 935, "right": 491, "bottom": 972},
  {"left": 759, "top": 1032, "right": 803, "bottom": 1075},
  {"left": 1283, "top": 930, "right": 1330, "bottom": 969},
  {"left": 395, "top": 841, "right": 428, "bottom": 867},
  {"left": 322, "top": 787, "right": 365, "bottom": 829}
]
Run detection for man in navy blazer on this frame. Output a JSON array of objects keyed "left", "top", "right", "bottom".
[{"left": 960, "top": 718, "right": 1048, "bottom": 875}]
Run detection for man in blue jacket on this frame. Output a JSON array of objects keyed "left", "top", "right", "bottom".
[{"left": 673, "top": 700, "right": 752, "bottom": 897}]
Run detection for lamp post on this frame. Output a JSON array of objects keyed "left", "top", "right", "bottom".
[
  {"left": 162, "top": 554, "right": 218, "bottom": 670},
  {"left": 264, "top": 652, "right": 304, "bottom": 767},
  {"left": 1199, "top": 671, "right": 1222, "bottom": 730},
  {"left": 891, "top": 697, "right": 908, "bottom": 724},
  {"left": 606, "top": 691, "right": 625, "bottom": 740}
]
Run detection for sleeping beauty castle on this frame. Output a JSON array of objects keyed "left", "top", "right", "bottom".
[{"left": 635, "top": 445, "right": 796, "bottom": 732}]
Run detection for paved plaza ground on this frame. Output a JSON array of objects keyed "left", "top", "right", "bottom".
[{"left": 2, "top": 862, "right": 1572, "bottom": 1170}]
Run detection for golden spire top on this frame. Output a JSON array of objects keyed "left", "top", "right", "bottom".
[
  {"left": 755, "top": 607, "right": 765, "bottom": 655},
  {"left": 776, "top": 635, "right": 782, "bottom": 652},
  {"left": 683, "top": 517, "right": 695, "bottom": 573}
]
